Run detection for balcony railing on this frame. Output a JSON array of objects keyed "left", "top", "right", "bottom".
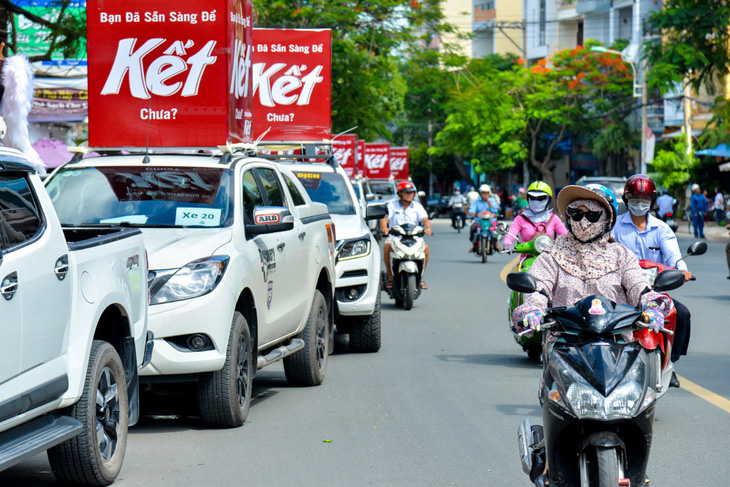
[{"left": 576, "top": 0, "right": 611, "bottom": 13}]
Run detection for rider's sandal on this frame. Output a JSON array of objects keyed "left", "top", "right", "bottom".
[
  {"left": 386, "top": 279, "right": 394, "bottom": 290},
  {"left": 420, "top": 281, "right": 428, "bottom": 290}
]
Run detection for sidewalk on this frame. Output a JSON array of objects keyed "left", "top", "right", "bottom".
[{"left": 675, "top": 220, "right": 730, "bottom": 242}]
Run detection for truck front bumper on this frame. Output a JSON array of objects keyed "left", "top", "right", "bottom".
[{"left": 335, "top": 255, "right": 380, "bottom": 317}]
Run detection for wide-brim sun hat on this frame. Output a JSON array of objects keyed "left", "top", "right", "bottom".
[{"left": 557, "top": 185, "right": 612, "bottom": 218}]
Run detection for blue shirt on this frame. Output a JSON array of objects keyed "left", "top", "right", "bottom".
[
  {"left": 690, "top": 193, "right": 708, "bottom": 216},
  {"left": 468, "top": 196, "right": 500, "bottom": 219},
  {"left": 613, "top": 212, "right": 687, "bottom": 270},
  {"left": 656, "top": 194, "right": 675, "bottom": 216}
]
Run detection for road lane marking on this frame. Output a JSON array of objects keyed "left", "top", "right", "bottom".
[
  {"left": 678, "top": 376, "right": 730, "bottom": 414},
  {"left": 500, "top": 256, "right": 520, "bottom": 283}
]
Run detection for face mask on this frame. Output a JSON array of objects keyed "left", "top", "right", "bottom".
[
  {"left": 628, "top": 200, "right": 651, "bottom": 216},
  {"left": 528, "top": 199, "right": 548, "bottom": 213}
]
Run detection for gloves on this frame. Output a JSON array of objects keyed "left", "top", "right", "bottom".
[
  {"left": 642, "top": 303, "right": 665, "bottom": 332},
  {"left": 503, "top": 241, "right": 515, "bottom": 254},
  {"left": 523, "top": 309, "right": 546, "bottom": 334}
]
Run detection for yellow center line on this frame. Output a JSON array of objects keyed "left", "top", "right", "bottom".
[
  {"left": 500, "top": 256, "right": 520, "bottom": 283},
  {"left": 678, "top": 376, "right": 730, "bottom": 414}
]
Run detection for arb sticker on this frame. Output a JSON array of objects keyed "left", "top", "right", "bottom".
[{"left": 254, "top": 213, "right": 281, "bottom": 224}]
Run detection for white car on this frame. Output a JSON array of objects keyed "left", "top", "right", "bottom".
[
  {"left": 289, "top": 160, "right": 386, "bottom": 352},
  {"left": 46, "top": 151, "right": 336, "bottom": 428},
  {"left": 351, "top": 175, "right": 381, "bottom": 239},
  {"left": 0, "top": 148, "right": 149, "bottom": 485}
]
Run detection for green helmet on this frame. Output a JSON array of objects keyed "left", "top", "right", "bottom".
[{"left": 527, "top": 181, "right": 553, "bottom": 198}]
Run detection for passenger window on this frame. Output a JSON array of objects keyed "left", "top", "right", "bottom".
[
  {"left": 242, "top": 170, "right": 264, "bottom": 224},
  {"left": 283, "top": 175, "right": 307, "bottom": 206},
  {"left": 0, "top": 172, "right": 42, "bottom": 250},
  {"left": 257, "top": 168, "right": 287, "bottom": 208}
]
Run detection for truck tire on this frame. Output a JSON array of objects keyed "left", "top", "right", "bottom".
[
  {"left": 198, "top": 311, "right": 253, "bottom": 428},
  {"left": 596, "top": 447, "right": 619, "bottom": 487},
  {"left": 350, "top": 291, "right": 382, "bottom": 353},
  {"left": 48, "top": 340, "right": 128, "bottom": 486},
  {"left": 284, "top": 290, "right": 329, "bottom": 386},
  {"left": 403, "top": 273, "right": 416, "bottom": 310}
]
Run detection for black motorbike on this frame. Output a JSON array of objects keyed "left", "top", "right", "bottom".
[
  {"left": 659, "top": 211, "right": 678, "bottom": 232},
  {"left": 450, "top": 203, "right": 466, "bottom": 232},
  {"left": 507, "top": 269, "right": 686, "bottom": 487}
]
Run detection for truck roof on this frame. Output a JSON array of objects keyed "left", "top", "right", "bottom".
[
  {"left": 52, "top": 152, "right": 271, "bottom": 171},
  {"left": 0, "top": 147, "right": 37, "bottom": 172}
]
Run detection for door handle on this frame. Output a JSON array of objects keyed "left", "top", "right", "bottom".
[
  {"left": 1, "top": 272, "right": 18, "bottom": 301},
  {"left": 277, "top": 242, "right": 286, "bottom": 252},
  {"left": 54, "top": 254, "right": 69, "bottom": 281},
  {"left": 298, "top": 231, "right": 306, "bottom": 240}
]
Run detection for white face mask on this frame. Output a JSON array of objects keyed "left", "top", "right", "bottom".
[
  {"left": 628, "top": 200, "right": 651, "bottom": 216},
  {"left": 528, "top": 199, "right": 548, "bottom": 213}
]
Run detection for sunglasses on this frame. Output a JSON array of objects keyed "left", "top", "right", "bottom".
[
  {"left": 528, "top": 195, "right": 549, "bottom": 202},
  {"left": 567, "top": 207, "right": 603, "bottom": 223}
]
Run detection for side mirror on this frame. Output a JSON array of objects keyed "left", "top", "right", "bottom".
[
  {"left": 653, "top": 269, "right": 685, "bottom": 292},
  {"left": 365, "top": 201, "right": 388, "bottom": 221},
  {"left": 687, "top": 241, "right": 707, "bottom": 256},
  {"left": 390, "top": 226, "right": 406, "bottom": 237},
  {"left": 365, "top": 193, "right": 376, "bottom": 202},
  {"left": 417, "top": 191, "right": 426, "bottom": 198},
  {"left": 506, "top": 272, "right": 538, "bottom": 294},
  {"left": 246, "top": 207, "right": 294, "bottom": 237}
]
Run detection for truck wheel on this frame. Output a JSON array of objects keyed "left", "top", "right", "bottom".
[
  {"left": 350, "top": 291, "right": 382, "bottom": 353},
  {"left": 596, "top": 447, "right": 620, "bottom": 487},
  {"left": 403, "top": 273, "right": 416, "bottom": 310},
  {"left": 198, "top": 311, "right": 253, "bottom": 428},
  {"left": 284, "top": 290, "right": 329, "bottom": 386},
  {"left": 48, "top": 341, "right": 128, "bottom": 486}
]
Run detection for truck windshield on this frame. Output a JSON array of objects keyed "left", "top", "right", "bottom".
[
  {"left": 46, "top": 166, "right": 234, "bottom": 228},
  {"left": 294, "top": 171, "right": 355, "bottom": 215},
  {"left": 371, "top": 181, "right": 395, "bottom": 197}
]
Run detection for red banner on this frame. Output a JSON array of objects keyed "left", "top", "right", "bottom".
[
  {"left": 363, "top": 143, "right": 390, "bottom": 180},
  {"left": 390, "top": 147, "right": 410, "bottom": 181},
  {"left": 356, "top": 139, "right": 364, "bottom": 176},
  {"left": 253, "top": 29, "right": 331, "bottom": 142},
  {"left": 87, "top": 0, "right": 253, "bottom": 147},
  {"left": 333, "top": 134, "right": 357, "bottom": 178}
]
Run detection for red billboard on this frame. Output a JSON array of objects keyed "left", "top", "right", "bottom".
[
  {"left": 363, "top": 143, "right": 390, "bottom": 180},
  {"left": 333, "top": 134, "right": 357, "bottom": 178},
  {"left": 87, "top": 0, "right": 253, "bottom": 147},
  {"left": 390, "top": 147, "right": 410, "bottom": 181},
  {"left": 253, "top": 28, "right": 331, "bottom": 142},
  {"left": 356, "top": 139, "right": 364, "bottom": 176}
]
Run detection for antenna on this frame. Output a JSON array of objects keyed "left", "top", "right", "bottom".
[
  {"left": 144, "top": 97, "right": 151, "bottom": 163},
  {"left": 255, "top": 127, "right": 272, "bottom": 145},
  {"left": 331, "top": 126, "right": 358, "bottom": 142}
]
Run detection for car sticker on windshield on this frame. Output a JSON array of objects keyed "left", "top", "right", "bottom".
[
  {"left": 175, "top": 208, "right": 222, "bottom": 227},
  {"left": 98, "top": 166, "right": 225, "bottom": 204},
  {"left": 588, "top": 298, "right": 606, "bottom": 315},
  {"left": 295, "top": 172, "right": 322, "bottom": 190},
  {"left": 99, "top": 215, "right": 148, "bottom": 224}
]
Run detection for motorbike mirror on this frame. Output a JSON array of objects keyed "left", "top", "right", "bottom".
[
  {"left": 417, "top": 191, "right": 426, "bottom": 198},
  {"left": 687, "top": 241, "right": 707, "bottom": 256},
  {"left": 653, "top": 269, "right": 685, "bottom": 292},
  {"left": 506, "top": 272, "right": 538, "bottom": 294}
]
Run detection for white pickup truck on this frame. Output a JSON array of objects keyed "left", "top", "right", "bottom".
[
  {"left": 0, "top": 148, "right": 149, "bottom": 485},
  {"left": 45, "top": 149, "right": 336, "bottom": 428}
]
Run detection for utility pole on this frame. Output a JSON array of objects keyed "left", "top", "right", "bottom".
[
  {"left": 683, "top": 79, "right": 692, "bottom": 155},
  {"left": 640, "top": 60, "right": 647, "bottom": 175},
  {"left": 427, "top": 112, "right": 434, "bottom": 196}
]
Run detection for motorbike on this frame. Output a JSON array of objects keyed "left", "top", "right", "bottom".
[
  {"left": 474, "top": 211, "right": 498, "bottom": 263},
  {"left": 384, "top": 223, "right": 426, "bottom": 310},
  {"left": 658, "top": 211, "right": 678, "bottom": 232},
  {"left": 507, "top": 269, "right": 686, "bottom": 487},
  {"left": 636, "top": 241, "right": 705, "bottom": 399},
  {"left": 451, "top": 203, "right": 466, "bottom": 233},
  {"left": 505, "top": 235, "right": 554, "bottom": 360}
]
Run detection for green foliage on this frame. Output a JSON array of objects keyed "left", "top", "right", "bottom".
[
  {"left": 592, "top": 118, "right": 636, "bottom": 159},
  {"left": 651, "top": 134, "right": 698, "bottom": 191}
]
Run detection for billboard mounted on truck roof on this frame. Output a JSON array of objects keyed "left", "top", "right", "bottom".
[
  {"left": 389, "top": 147, "right": 409, "bottom": 181},
  {"left": 333, "top": 134, "right": 357, "bottom": 178},
  {"left": 252, "top": 28, "right": 332, "bottom": 142},
  {"left": 87, "top": 0, "right": 253, "bottom": 147},
  {"left": 363, "top": 143, "right": 390, "bottom": 180}
]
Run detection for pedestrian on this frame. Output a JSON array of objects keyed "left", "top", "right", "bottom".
[
  {"left": 690, "top": 184, "right": 708, "bottom": 238},
  {"left": 714, "top": 187, "right": 725, "bottom": 225},
  {"left": 513, "top": 187, "right": 528, "bottom": 214},
  {"left": 726, "top": 223, "right": 730, "bottom": 279}
]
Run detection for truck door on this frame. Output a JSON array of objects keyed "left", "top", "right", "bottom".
[{"left": 0, "top": 229, "right": 21, "bottom": 402}]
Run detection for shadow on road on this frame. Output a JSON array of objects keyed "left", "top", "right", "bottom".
[
  {"left": 435, "top": 352, "right": 540, "bottom": 370},
  {"left": 496, "top": 403, "right": 542, "bottom": 417}
]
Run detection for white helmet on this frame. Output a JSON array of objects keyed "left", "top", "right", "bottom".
[
  {"left": 479, "top": 184, "right": 492, "bottom": 194},
  {"left": 691, "top": 183, "right": 700, "bottom": 191}
]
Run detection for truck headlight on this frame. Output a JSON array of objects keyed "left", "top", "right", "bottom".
[
  {"left": 338, "top": 237, "right": 371, "bottom": 261},
  {"left": 150, "top": 256, "right": 229, "bottom": 305}
]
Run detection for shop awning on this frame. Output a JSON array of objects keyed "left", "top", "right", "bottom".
[{"left": 695, "top": 143, "right": 730, "bottom": 157}]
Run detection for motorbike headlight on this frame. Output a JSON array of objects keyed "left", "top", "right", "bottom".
[
  {"left": 533, "top": 235, "right": 553, "bottom": 253},
  {"left": 338, "top": 237, "right": 371, "bottom": 261},
  {"left": 150, "top": 256, "right": 229, "bottom": 305},
  {"left": 557, "top": 355, "right": 647, "bottom": 420}
]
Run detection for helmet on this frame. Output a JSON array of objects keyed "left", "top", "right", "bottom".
[
  {"left": 623, "top": 174, "right": 657, "bottom": 206},
  {"left": 691, "top": 183, "right": 700, "bottom": 191},
  {"left": 397, "top": 181, "right": 415, "bottom": 194},
  {"left": 583, "top": 184, "right": 618, "bottom": 230},
  {"left": 454, "top": 188, "right": 461, "bottom": 195},
  {"left": 527, "top": 180, "right": 553, "bottom": 198},
  {"left": 478, "top": 184, "right": 492, "bottom": 193}
]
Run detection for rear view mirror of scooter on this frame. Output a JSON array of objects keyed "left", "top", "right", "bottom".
[
  {"left": 687, "top": 241, "right": 707, "bottom": 256},
  {"left": 506, "top": 272, "right": 538, "bottom": 294},
  {"left": 653, "top": 269, "right": 686, "bottom": 292}
]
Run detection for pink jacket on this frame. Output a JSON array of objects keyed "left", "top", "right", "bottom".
[{"left": 503, "top": 213, "right": 567, "bottom": 246}]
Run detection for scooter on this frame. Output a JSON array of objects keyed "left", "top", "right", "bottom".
[
  {"left": 508, "top": 269, "right": 686, "bottom": 487},
  {"left": 474, "top": 211, "right": 498, "bottom": 263},
  {"left": 505, "top": 235, "right": 554, "bottom": 360},
  {"left": 385, "top": 223, "right": 426, "bottom": 310},
  {"left": 451, "top": 204, "right": 466, "bottom": 233},
  {"left": 636, "top": 241, "right": 705, "bottom": 399},
  {"left": 659, "top": 211, "right": 678, "bottom": 232}
]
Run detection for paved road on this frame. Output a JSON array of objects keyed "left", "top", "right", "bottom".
[{"left": 3, "top": 219, "right": 729, "bottom": 486}]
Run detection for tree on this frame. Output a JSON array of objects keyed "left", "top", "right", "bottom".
[{"left": 651, "top": 134, "right": 698, "bottom": 207}]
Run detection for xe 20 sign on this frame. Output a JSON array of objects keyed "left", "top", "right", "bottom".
[
  {"left": 87, "top": 0, "right": 253, "bottom": 147},
  {"left": 253, "top": 28, "right": 332, "bottom": 142}
]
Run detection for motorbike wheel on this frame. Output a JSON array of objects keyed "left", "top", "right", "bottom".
[
  {"left": 526, "top": 343, "right": 542, "bottom": 361},
  {"left": 456, "top": 217, "right": 462, "bottom": 233},
  {"left": 481, "top": 237, "right": 488, "bottom": 263},
  {"left": 403, "top": 273, "right": 416, "bottom": 310},
  {"left": 596, "top": 447, "right": 619, "bottom": 487}
]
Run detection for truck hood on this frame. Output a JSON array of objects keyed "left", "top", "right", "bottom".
[
  {"left": 141, "top": 228, "right": 233, "bottom": 270},
  {"left": 330, "top": 214, "right": 368, "bottom": 241}
]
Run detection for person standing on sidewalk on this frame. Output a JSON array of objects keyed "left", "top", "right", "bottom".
[
  {"left": 690, "top": 183, "right": 708, "bottom": 238},
  {"left": 714, "top": 187, "right": 725, "bottom": 225}
]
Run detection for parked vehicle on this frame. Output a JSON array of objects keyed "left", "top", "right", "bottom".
[
  {"left": 384, "top": 223, "right": 426, "bottom": 310},
  {"left": 370, "top": 178, "right": 398, "bottom": 203},
  {"left": 575, "top": 176, "right": 628, "bottom": 214},
  {"left": 45, "top": 148, "right": 336, "bottom": 428},
  {"left": 475, "top": 211, "right": 498, "bottom": 263},
  {"left": 290, "top": 158, "right": 387, "bottom": 352},
  {"left": 508, "top": 269, "right": 686, "bottom": 487},
  {"left": 351, "top": 175, "right": 382, "bottom": 240},
  {"left": 505, "top": 235, "right": 553, "bottom": 360},
  {"left": 0, "top": 148, "right": 150, "bottom": 485}
]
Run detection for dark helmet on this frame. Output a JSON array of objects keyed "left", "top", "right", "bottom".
[{"left": 623, "top": 174, "right": 657, "bottom": 206}]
